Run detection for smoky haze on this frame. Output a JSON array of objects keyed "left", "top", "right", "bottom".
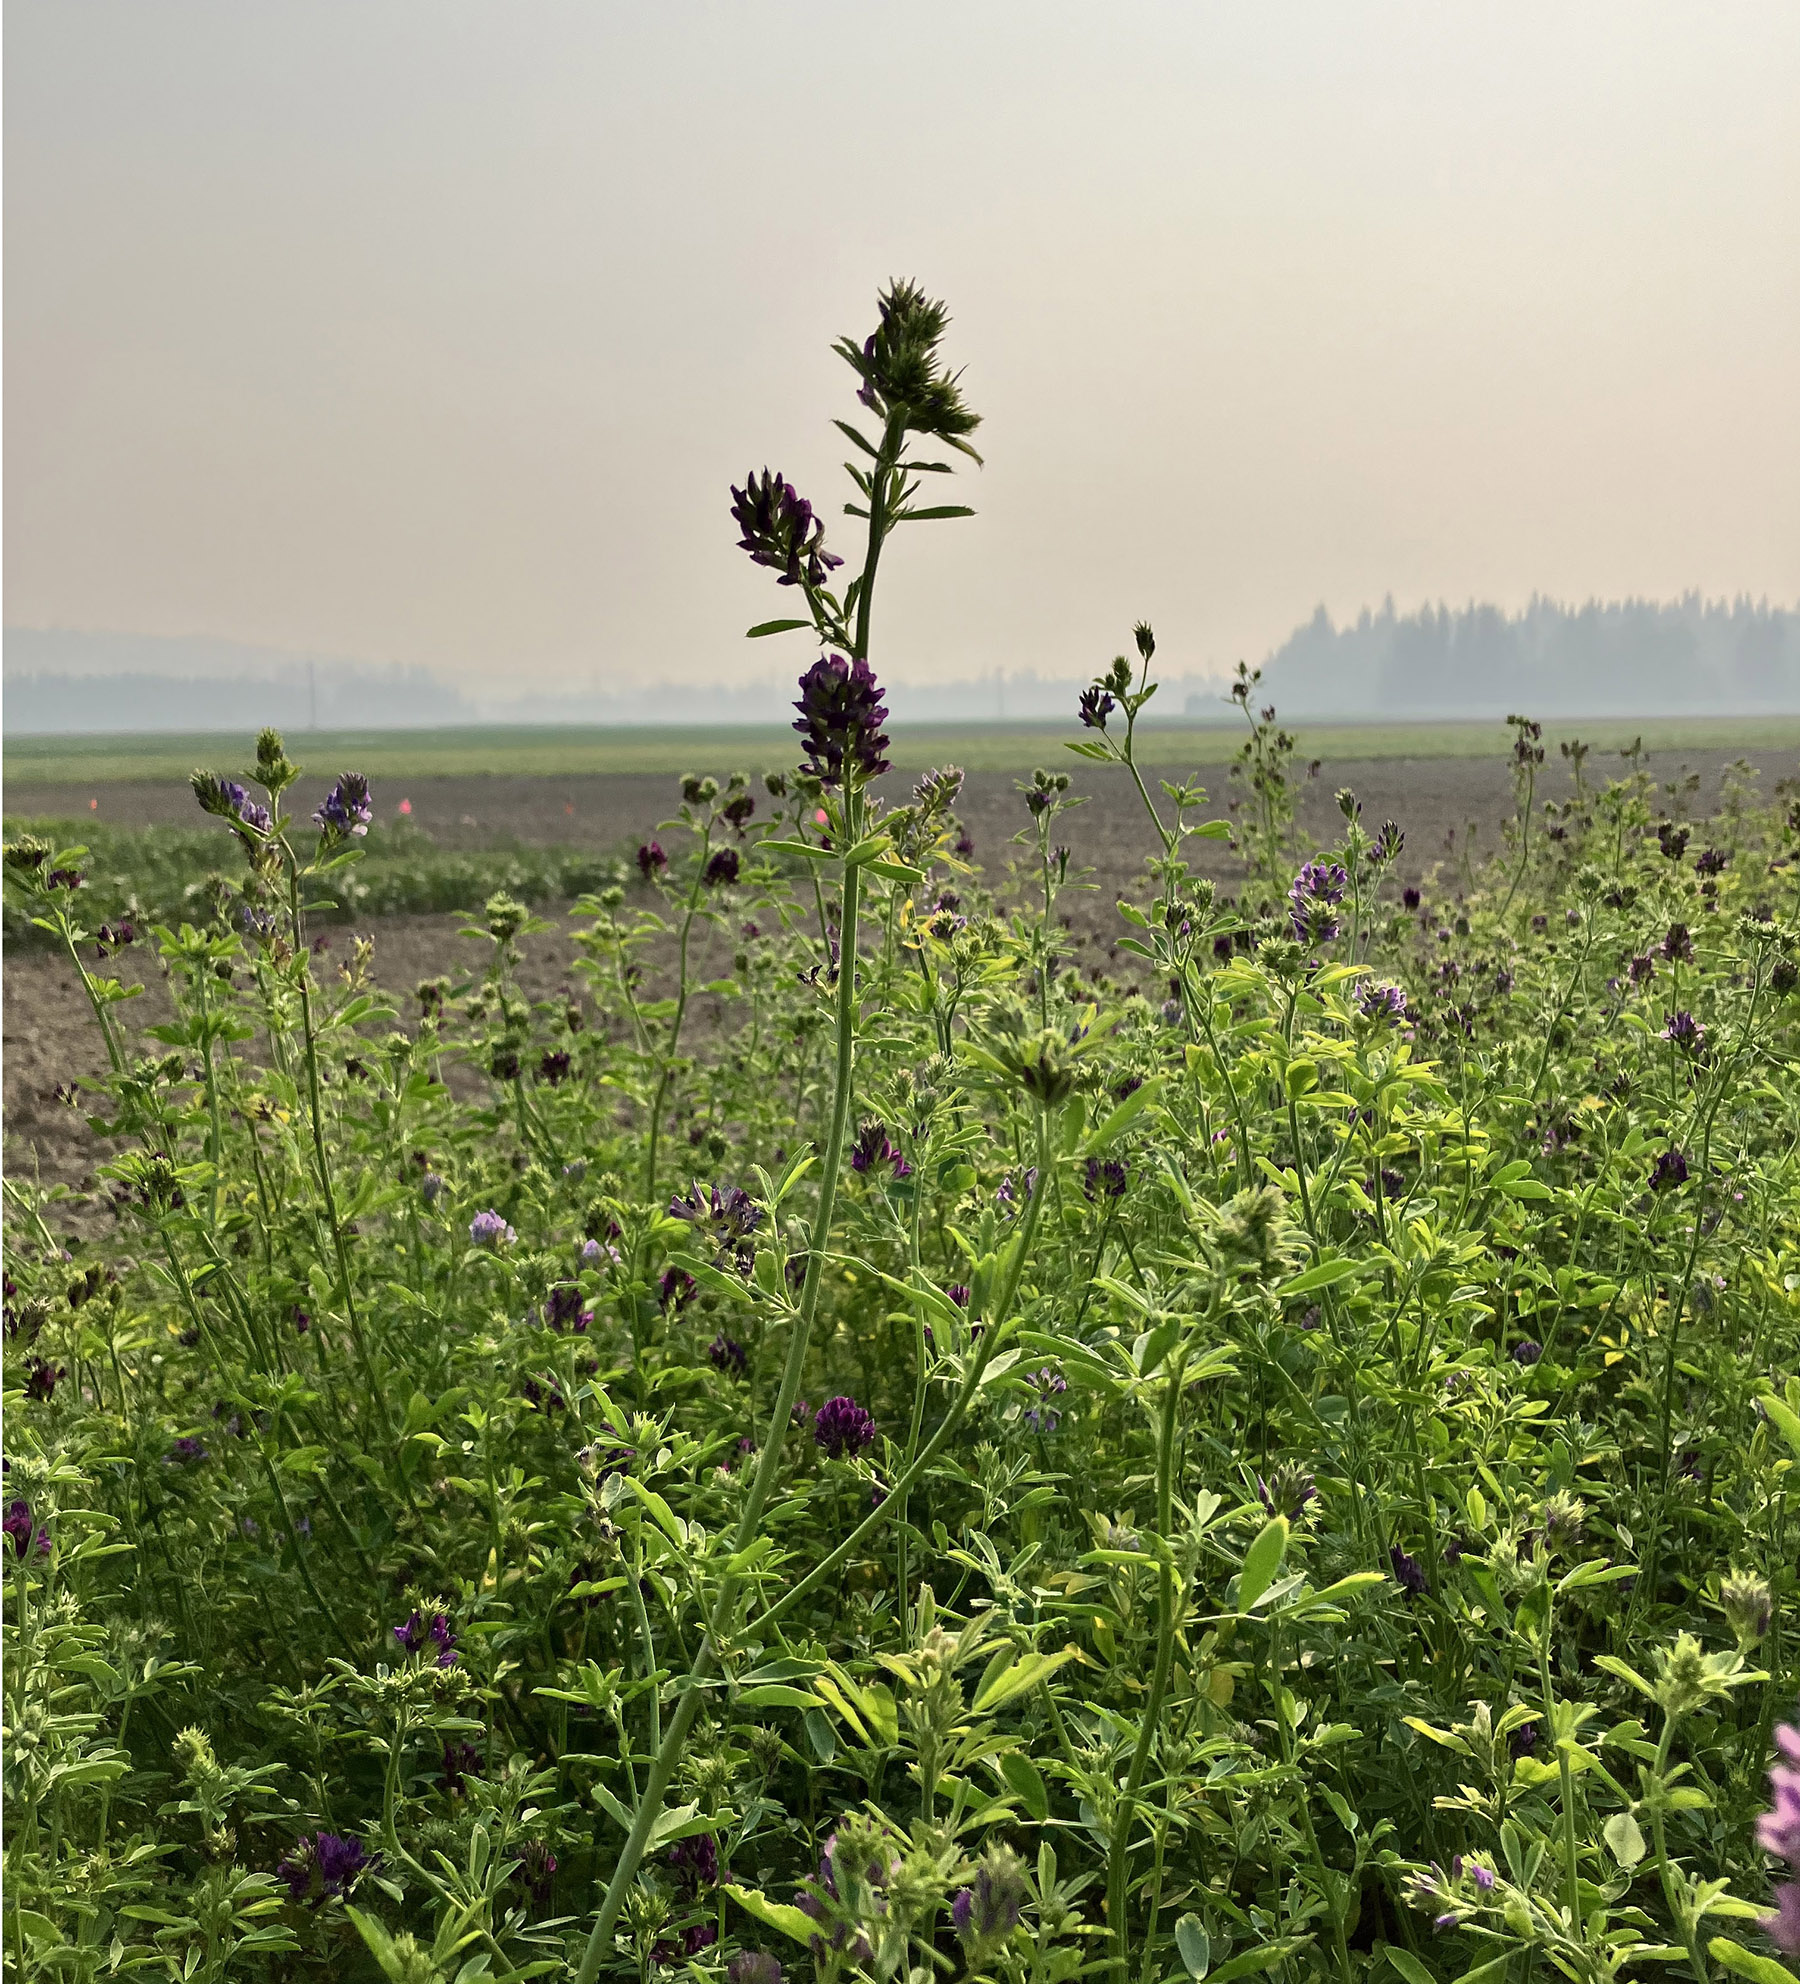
[{"left": 5, "top": 3, "right": 1799, "bottom": 705}]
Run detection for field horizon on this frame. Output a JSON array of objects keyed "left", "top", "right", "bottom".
[{"left": 9, "top": 710, "right": 1800, "bottom": 786}]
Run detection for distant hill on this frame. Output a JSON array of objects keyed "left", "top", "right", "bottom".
[{"left": 1241, "top": 595, "right": 1800, "bottom": 719}]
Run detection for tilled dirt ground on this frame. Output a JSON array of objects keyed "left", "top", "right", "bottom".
[{"left": 8, "top": 745, "right": 1793, "bottom": 1206}]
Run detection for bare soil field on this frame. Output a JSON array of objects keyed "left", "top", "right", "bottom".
[{"left": 8, "top": 744, "right": 1793, "bottom": 1206}]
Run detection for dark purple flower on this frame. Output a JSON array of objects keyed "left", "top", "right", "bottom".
[
  {"left": 1509, "top": 1720, "right": 1538, "bottom": 1758},
  {"left": 23, "top": 1358, "right": 63, "bottom": 1402},
  {"left": 1662, "top": 921, "right": 1694, "bottom": 963},
  {"left": 1288, "top": 862, "right": 1348, "bottom": 946},
  {"left": 637, "top": 840, "right": 668, "bottom": 881},
  {"left": 394, "top": 1609, "right": 458, "bottom": 1667},
  {"left": 814, "top": 1395, "right": 876, "bottom": 1460},
  {"left": 1695, "top": 845, "right": 1728, "bottom": 877},
  {"left": 953, "top": 1849, "right": 1030, "bottom": 1945},
  {"left": 723, "top": 792, "right": 756, "bottom": 833},
  {"left": 1628, "top": 952, "right": 1656, "bottom": 986},
  {"left": 660, "top": 1267, "right": 697, "bottom": 1313},
  {"left": 440, "top": 1740, "right": 482, "bottom": 1795},
  {"left": 1078, "top": 686, "right": 1114, "bottom": 730},
  {"left": 793, "top": 655, "right": 891, "bottom": 787},
  {"left": 668, "top": 1834, "right": 721, "bottom": 1894},
  {"left": 1083, "top": 1157, "right": 1128, "bottom": 1200},
  {"left": 731, "top": 468, "right": 843, "bottom": 590},
  {"left": 167, "top": 1437, "right": 209, "bottom": 1467},
  {"left": 708, "top": 1334, "right": 748, "bottom": 1377},
  {"left": 1354, "top": 980, "right": 1408, "bottom": 1024},
  {"left": 279, "top": 1831, "right": 372, "bottom": 1904},
  {"left": 947, "top": 1284, "right": 970, "bottom": 1308},
  {"left": 1662, "top": 1009, "right": 1705, "bottom": 1054},
  {"left": 684, "top": 1924, "right": 718, "bottom": 1957},
  {"left": 46, "top": 867, "right": 84, "bottom": 891},
  {"left": 1650, "top": 1146, "right": 1690, "bottom": 1192},
  {"left": 3, "top": 1498, "right": 50, "bottom": 1560},
  {"left": 704, "top": 847, "right": 741, "bottom": 887},
  {"left": 538, "top": 1049, "right": 572, "bottom": 1086},
  {"left": 543, "top": 1282, "right": 586, "bottom": 1331},
  {"left": 1402, "top": 887, "right": 1421, "bottom": 911},
  {"left": 1373, "top": 819, "right": 1405, "bottom": 863},
  {"left": 1389, "top": 1545, "right": 1427, "bottom": 1598},
  {"left": 314, "top": 773, "right": 373, "bottom": 840},
  {"left": 1257, "top": 1464, "right": 1316, "bottom": 1519},
  {"left": 1657, "top": 822, "right": 1690, "bottom": 861},
  {"left": 1511, "top": 1339, "right": 1543, "bottom": 1367}
]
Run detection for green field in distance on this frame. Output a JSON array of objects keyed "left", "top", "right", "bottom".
[{"left": 7, "top": 714, "right": 1799, "bottom": 786}]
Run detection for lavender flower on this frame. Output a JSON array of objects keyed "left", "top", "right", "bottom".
[
  {"left": 279, "top": 1831, "right": 372, "bottom": 1904},
  {"left": 1511, "top": 1339, "right": 1543, "bottom": 1366},
  {"left": 313, "top": 773, "right": 373, "bottom": 840},
  {"left": 167, "top": 1437, "right": 209, "bottom": 1467},
  {"left": 191, "top": 772, "right": 272, "bottom": 837},
  {"left": 1078, "top": 686, "right": 1115, "bottom": 730},
  {"left": 704, "top": 846, "right": 741, "bottom": 887},
  {"left": 469, "top": 1209, "right": 515, "bottom": 1251},
  {"left": 814, "top": 1395, "right": 876, "bottom": 1460},
  {"left": 952, "top": 1846, "right": 1029, "bottom": 1947},
  {"left": 1083, "top": 1157, "right": 1128, "bottom": 1200},
  {"left": 1649, "top": 1146, "right": 1690, "bottom": 1192},
  {"left": 1288, "top": 862, "right": 1348, "bottom": 946},
  {"left": 1662, "top": 1009, "right": 1706, "bottom": 1054},
  {"left": 1354, "top": 980, "right": 1408, "bottom": 1024},
  {"left": 729, "top": 1954, "right": 783, "bottom": 1984},
  {"left": 730, "top": 468, "right": 843, "bottom": 590},
  {"left": 1760, "top": 1722, "right": 1800, "bottom": 1951},
  {"left": 1024, "top": 1368, "right": 1068, "bottom": 1435},
  {"left": 793, "top": 654, "right": 891, "bottom": 787},
  {"left": 1257, "top": 1463, "right": 1317, "bottom": 1519},
  {"left": 637, "top": 840, "right": 668, "bottom": 881},
  {"left": 518, "top": 1840, "right": 558, "bottom": 1908}
]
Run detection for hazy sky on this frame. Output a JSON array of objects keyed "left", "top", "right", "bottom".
[{"left": 7, "top": 2, "right": 1798, "bottom": 694}]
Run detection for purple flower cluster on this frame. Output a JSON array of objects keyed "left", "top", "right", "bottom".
[
  {"left": 850, "top": 1120, "right": 912, "bottom": 1179},
  {"left": 166, "top": 1437, "right": 209, "bottom": 1467},
  {"left": 670, "top": 1183, "right": 763, "bottom": 1276},
  {"left": 814, "top": 1395, "right": 876, "bottom": 1460},
  {"left": 952, "top": 1851, "right": 1029, "bottom": 1945},
  {"left": 1758, "top": 1723, "right": 1800, "bottom": 1950},
  {"left": 313, "top": 772, "right": 373, "bottom": 840},
  {"left": 279, "top": 1830, "right": 372, "bottom": 1904},
  {"left": 1355, "top": 980, "right": 1409, "bottom": 1024},
  {"left": 637, "top": 840, "right": 668, "bottom": 881},
  {"left": 394, "top": 1608, "right": 458, "bottom": 1667},
  {"left": 708, "top": 1334, "right": 748, "bottom": 1377},
  {"left": 4, "top": 1498, "right": 51, "bottom": 1560},
  {"left": 1389, "top": 1544, "right": 1427, "bottom": 1598},
  {"left": 704, "top": 846, "right": 741, "bottom": 888},
  {"left": 1024, "top": 1368, "right": 1068, "bottom": 1435},
  {"left": 1662, "top": 1009, "right": 1706, "bottom": 1055},
  {"left": 1650, "top": 1146, "right": 1690, "bottom": 1193},
  {"left": 793, "top": 654, "right": 891, "bottom": 787},
  {"left": 469, "top": 1209, "right": 515, "bottom": 1250},
  {"left": 668, "top": 1833, "right": 722, "bottom": 1894},
  {"left": 1078, "top": 686, "right": 1115, "bottom": 730},
  {"left": 730, "top": 468, "right": 844, "bottom": 591},
  {"left": 1083, "top": 1157, "right": 1127, "bottom": 1200},
  {"left": 1288, "top": 862, "right": 1348, "bottom": 946},
  {"left": 192, "top": 773, "right": 272, "bottom": 838}
]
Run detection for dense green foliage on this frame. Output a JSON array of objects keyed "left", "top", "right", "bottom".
[
  {"left": 0, "top": 817, "right": 625, "bottom": 947},
  {"left": 7, "top": 285, "right": 1800, "bottom": 1984}
]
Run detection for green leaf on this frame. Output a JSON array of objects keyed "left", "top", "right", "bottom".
[
  {"left": 902, "top": 504, "right": 976, "bottom": 520},
  {"left": 1710, "top": 1940, "right": 1800, "bottom": 1984},
  {"left": 1604, "top": 1810, "right": 1647, "bottom": 1868},
  {"left": 1758, "top": 1393, "right": 1800, "bottom": 1462},
  {"left": 1277, "top": 1259, "right": 1361, "bottom": 1298},
  {"left": 746, "top": 619, "right": 813, "bottom": 638},
  {"left": 999, "top": 1750, "right": 1050, "bottom": 1822},
  {"left": 725, "top": 1884, "right": 824, "bottom": 1949},
  {"left": 971, "top": 1647, "right": 1078, "bottom": 1714},
  {"left": 1383, "top": 1949, "right": 1439, "bottom": 1984},
  {"left": 1238, "top": 1517, "right": 1290, "bottom": 1612},
  {"left": 1174, "top": 1914, "right": 1211, "bottom": 1979},
  {"left": 1207, "top": 1937, "right": 1312, "bottom": 1983}
]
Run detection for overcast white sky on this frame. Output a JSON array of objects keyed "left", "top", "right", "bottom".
[{"left": 6, "top": 2, "right": 1798, "bottom": 693}]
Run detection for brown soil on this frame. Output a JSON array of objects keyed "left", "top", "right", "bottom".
[{"left": 7, "top": 746, "right": 1791, "bottom": 1209}]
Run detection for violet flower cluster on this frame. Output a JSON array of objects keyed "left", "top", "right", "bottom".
[
  {"left": 1288, "top": 861, "right": 1348, "bottom": 946},
  {"left": 313, "top": 772, "right": 373, "bottom": 840},
  {"left": 730, "top": 469, "right": 843, "bottom": 591},
  {"left": 793, "top": 654, "right": 891, "bottom": 787},
  {"left": 1758, "top": 1721, "right": 1800, "bottom": 1951}
]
